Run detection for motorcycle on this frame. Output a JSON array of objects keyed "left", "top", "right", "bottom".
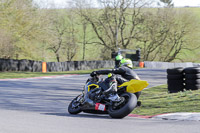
[{"left": 68, "top": 74, "right": 148, "bottom": 118}]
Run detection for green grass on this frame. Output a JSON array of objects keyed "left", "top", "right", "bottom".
[
  {"left": 0, "top": 67, "right": 140, "bottom": 79},
  {"left": 132, "top": 85, "right": 200, "bottom": 116},
  {"left": 0, "top": 68, "right": 118, "bottom": 79},
  {"left": 0, "top": 70, "right": 94, "bottom": 79},
  {"left": 0, "top": 70, "right": 93, "bottom": 79}
]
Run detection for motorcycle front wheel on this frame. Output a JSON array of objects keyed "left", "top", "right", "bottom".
[
  {"left": 68, "top": 95, "right": 82, "bottom": 114},
  {"left": 108, "top": 92, "right": 137, "bottom": 119}
]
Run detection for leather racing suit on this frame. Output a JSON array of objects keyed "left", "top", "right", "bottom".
[{"left": 92, "top": 66, "right": 141, "bottom": 99}]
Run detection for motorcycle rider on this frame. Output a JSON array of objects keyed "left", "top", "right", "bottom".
[
  {"left": 115, "top": 54, "right": 123, "bottom": 68},
  {"left": 90, "top": 58, "right": 142, "bottom": 106}
]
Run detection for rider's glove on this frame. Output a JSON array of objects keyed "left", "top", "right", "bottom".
[{"left": 90, "top": 71, "right": 98, "bottom": 77}]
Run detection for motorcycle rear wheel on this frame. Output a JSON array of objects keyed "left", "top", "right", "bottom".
[
  {"left": 68, "top": 95, "right": 82, "bottom": 114},
  {"left": 108, "top": 92, "right": 137, "bottom": 119}
]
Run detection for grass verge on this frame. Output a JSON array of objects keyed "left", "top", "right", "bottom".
[
  {"left": 0, "top": 70, "right": 96, "bottom": 79},
  {"left": 132, "top": 85, "right": 200, "bottom": 116},
  {"left": 0, "top": 67, "right": 139, "bottom": 79}
]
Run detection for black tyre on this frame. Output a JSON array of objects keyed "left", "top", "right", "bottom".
[
  {"left": 167, "top": 74, "right": 184, "bottom": 80},
  {"left": 68, "top": 95, "right": 82, "bottom": 114},
  {"left": 167, "top": 67, "right": 184, "bottom": 75},
  {"left": 185, "top": 84, "right": 200, "bottom": 90},
  {"left": 168, "top": 84, "right": 185, "bottom": 93},
  {"left": 184, "top": 67, "right": 200, "bottom": 74},
  {"left": 185, "top": 74, "right": 200, "bottom": 79},
  {"left": 108, "top": 92, "right": 137, "bottom": 119},
  {"left": 167, "top": 79, "right": 185, "bottom": 93},
  {"left": 167, "top": 79, "right": 184, "bottom": 85},
  {"left": 185, "top": 79, "right": 200, "bottom": 84}
]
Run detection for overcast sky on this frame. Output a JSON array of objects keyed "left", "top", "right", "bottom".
[
  {"left": 34, "top": 0, "right": 200, "bottom": 8},
  {"left": 173, "top": 0, "right": 200, "bottom": 7}
]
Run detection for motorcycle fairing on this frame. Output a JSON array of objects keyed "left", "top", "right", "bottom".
[
  {"left": 118, "top": 79, "right": 149, "bottom": 93},
  {"left": 87, "top": 84, "right": 99, "bottom": 92}
]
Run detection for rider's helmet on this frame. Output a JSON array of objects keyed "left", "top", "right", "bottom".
[
  {"left": 120, "top": 58, "right": 133, "bottom": 68},
  {"left": 115, "top": 54, "right": 123, "bottom": 68},
  {"left": 115, "top": 54, "right": 123, "bottom": 61}
]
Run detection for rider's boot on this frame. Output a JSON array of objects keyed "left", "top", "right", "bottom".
[
  {"left": 137, "top": 101, "right": 142, "bottom": 107},
  {"left": 103, "top": 82, "right": 120, "bottom": 102}
]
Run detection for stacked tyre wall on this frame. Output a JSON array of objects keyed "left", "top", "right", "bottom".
[
  {"left": 167, "top": 67, "right": 200, "bottom": 93},
  {"left": 167, "top": 68, "right": 185, "bottom": 93},
  {"left": 184, "top": 67, "right": 200, "bottom": 91}
]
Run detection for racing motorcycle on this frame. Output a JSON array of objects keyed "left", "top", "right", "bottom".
[{"left": 68, "top": 74, "right": 148, "bottom": 118}]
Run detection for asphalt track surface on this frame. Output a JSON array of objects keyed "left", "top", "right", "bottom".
[{"left": 0, "top": 69, "right": 200, "bottom": 133}]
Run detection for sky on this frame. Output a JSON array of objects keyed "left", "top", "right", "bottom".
[
  {"left": 34, "top": 0, "right": 200, "bottom": 8},
  {"left": 173, "top": 0, "right": 200, "bottom": 7}
]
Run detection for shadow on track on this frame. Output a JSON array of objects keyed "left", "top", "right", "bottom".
[{"left": 42, "top": 112, "right": 111, "bottom": 119}]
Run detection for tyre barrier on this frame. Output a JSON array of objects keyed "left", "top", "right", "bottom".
[
  {"left": 184, "top": 67, "right": 200, "bottom": 91},
  {"left": 184, "top": 67, "right": 200, "bottom": 74},
  {"left": 167, "top": 67, "right": 200, "bottom": 93},
  {"left": 167, "top": 67, "right": 185, "bottom": 93}
]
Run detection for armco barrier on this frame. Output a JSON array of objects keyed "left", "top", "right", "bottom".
[
  {"left": 144, "top": 61, "right": 194, "bottom": 69},
  {"left": 0, "top": 59, "right": 115, "bottom": 72},
  {"left": 0, "top": 58, "right": 199, "bottom": 72},
  {"left": 45, "top": 61, "right": 115, "bottom": 72},
  {"left": 0, "top": 59, "right": 42, "bottom": 72}
]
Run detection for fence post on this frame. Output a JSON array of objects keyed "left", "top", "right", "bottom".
[
  {"left": 42, "top": 62, "right": 47, "bottom": 73},
  {"left": 139, "top": 61, "right": 144, "bottom": 68}
]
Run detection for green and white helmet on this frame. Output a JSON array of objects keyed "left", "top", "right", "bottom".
[
  {"left": 120, "top": 58, "right": 133, "bottom": 68},
  {"left": 115, "top": 54, "right": 123, "bottom": 61}
]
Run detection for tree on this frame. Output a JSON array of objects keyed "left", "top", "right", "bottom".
[
  {"left": 64, "top": 9, "right": 78, "bottom": 61},
  {"left": 0, "top": 29, "right": 15, "bottom": 58},
  {"left": 47, "top": 9, "right": 78, "bottom": 62},
  {"left": 160, "top": 0, "right": 174, "bottom": 7},
  {"left": 0, "top": 0, "right": 47, "bottom": 59},
  {"left": 81, "top": 19, "right": 88, "bottom": 60},
  {"left": 73, "top": 0, "right": 96, "bottom": 61},
  {"left": 75, "top": 0, "right": 151, "bottom": 59},
  {"left": 47, "top": 10, "right": 67, "bottom": 62},
  {"left": 135, "top": 8, "right": 200, "bottom": 62}
]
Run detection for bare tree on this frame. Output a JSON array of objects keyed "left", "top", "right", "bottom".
[
  {"left": 0, "top": 30, "right": 15, "bottom": 58},
  {"left": 64, "top": 9, "right": 78, "bottom": 61},
  {"left": 47, "top": 11, "right": 67, "bottom": 62},
  {"left": 75, "top": 0, "right": 151, "bottom": 59},
  {"left": 160, "top": 0, "right": 174, "bottom": 7},
  {"left": 81, "top": 20, "right": 88, "bottom": 60},
  {"left": 47, "top": 9, "right": 78, "bottom": 62},
  {"left": 136, "top": 8, "right": 200, "bottom": 62},
  {"left": 73, "top": 0, "right": 98, "bottom": 60}
]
